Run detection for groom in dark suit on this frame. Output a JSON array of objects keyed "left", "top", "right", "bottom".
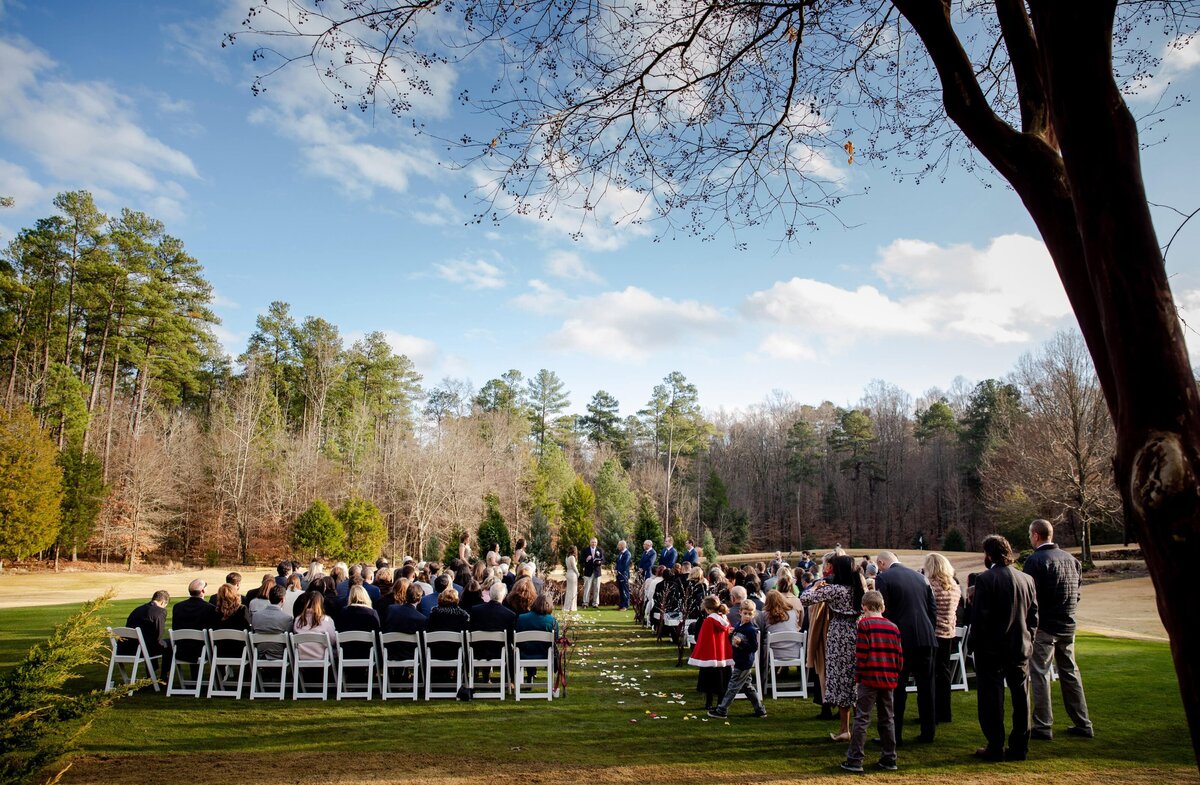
[
  {"left": 967, "top": 535, "right": 1039, "bottom": 762},
  {"left": 582, "top": 538, "right": 603, "bottom": 608}
]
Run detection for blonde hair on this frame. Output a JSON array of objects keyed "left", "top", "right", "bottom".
[
  {"left": 347, "top": 585, "right": 371, "bottom": 606},
  {"left": 862, "top": 590, "right": 884, "bottom": 612},
  {"left": 923, "top": 552, "right": 955, "bottom": 591}
]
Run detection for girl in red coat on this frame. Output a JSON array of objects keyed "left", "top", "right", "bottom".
[{"left": 688, "top": 595, "right": 733, "bottom": 710}]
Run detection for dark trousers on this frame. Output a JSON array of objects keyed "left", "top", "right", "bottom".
[
  {"left": 847, "top": 684, "right": 897, "bottom": 766},
  {"left": 975, "top": 654, "right": 1030, "bottom": 757},
  {"left": 617, "top": 574, "right": 630, "bottom": 609},
  {"left": 893, "top": 645, "right": 935, "bottom": 742},
  {"left": 934, "top": 637, "right": 956, "bottom": 722}
]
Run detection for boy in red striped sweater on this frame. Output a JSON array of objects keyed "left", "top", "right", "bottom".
[{"left": 841, "top": 590, "right": 904, "bottom": 773}]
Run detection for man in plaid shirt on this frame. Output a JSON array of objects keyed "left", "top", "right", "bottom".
[{"left": 841, "top": 590, "right": 904, "bottom": 773}]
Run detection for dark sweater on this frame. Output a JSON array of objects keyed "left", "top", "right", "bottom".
[
  {"left": 730, "top": 621, "right": 759, "bottom": 670},
  {"left": 1022, "top": 543, "right": 1081, "bottom": 636}
]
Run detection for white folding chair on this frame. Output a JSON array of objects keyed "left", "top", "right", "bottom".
[
  {"left": 207, "top": 629, "right": 250, "bottom": 698},
  {"left": 248, "top": 632, "right": 290, "bottom": 700},
  {"left": 512, "top": 630, "right": 555, "bottom": 701},
  {"left": 105, "top": 626, "right": 162, "bottom": 693},
  {"left": 766, "top": 630, "right": 808, "bottom": 698},
  {"left": 949, "top": 626, "right": 970, "bottom": 691},
  {"left": 467, "top": 630, "right": 508, "bottom": 700},
  {"left": 732, "top": 657, "right": 763, "bottom": 701},
  {"left": 379, "top": 632, "right": 422, "bottom": 700},
  {"left": 335, "top": 631, "right": 377, "bottom": 699},
  {"left": 290, "top": 632, "right": 333, "bottom": 699},
  {"left": 423, "top": 631, "right": 465, "bottom": 700},
  {"left": 683, "top": 618, "right": 700, "bottom": 648},
  {"left": 166, "top": 629, "right": 209, "bottom": 697}
]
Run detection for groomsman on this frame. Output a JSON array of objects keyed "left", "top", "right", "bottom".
[
  {"left": 639, "top": 540, "right": 657, "bottom": 579},
  {"left": 660, "top": 536, "right": 678, "bottom": 571},
  {"left": 615, "top": 541, "right": 632, "bottom": 610},
  {"left": 682, "top": 538, "right": 699, "bottom": 566},
  {"left": 582, "top": 538, "right": 604, "bottom": 608}
]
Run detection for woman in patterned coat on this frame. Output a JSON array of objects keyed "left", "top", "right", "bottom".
[{"left": 801, "top": 555, "right": 865, "bottom": 741}]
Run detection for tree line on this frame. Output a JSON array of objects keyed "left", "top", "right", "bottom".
[{"left": 0, "top": 191, "right": 1120, "bottom": 570}]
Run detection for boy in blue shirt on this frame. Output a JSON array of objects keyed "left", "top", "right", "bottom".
[{"left": 707, "top": 599, "right": 768, "bottom": 718}]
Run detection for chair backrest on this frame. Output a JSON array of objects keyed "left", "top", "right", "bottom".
[
  {"left": 468, "top": 630, "right": 506, "bottom": 646},
  {"left": 513, "top": 630, "right": 554, "bottom": 648},
  {"left": 379, "top": 631, "right": 420, "bottom": 646},
  {"left": 209, "top": 629, "right": 249, "bottom": 651},
  {"left": 108, "top": 626, "right": 140, "bottom": 650},
  {"left": 291, "top": 632, "right": 332, "bottom": 661},
  {"left": 424, "top": 631, "right": 464, "bottom": 646},
  {"left": 169, "top": 629, "right": 207, "bottom": 644},
  {"left": 337, "top": 630, "right": 377, "bottom": 645},
  {"left": 249, "top": 632, "right": 288, "bottom": 654}
]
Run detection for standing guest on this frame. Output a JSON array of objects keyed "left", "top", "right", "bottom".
[
  {"left": 121, "top": 590, "right": 171, "bottom": 675},
  {"left": 1024, "top": 518, "right": 1094, "bottom": 740},
  {"left": 582, "top": 537, "right": 603, "bottom": 608},
  {"left": 688, "top": 594, "right": 733, "bottom": 711},
  {"left": 639, "top": 540, "right": 657, "bottom": 579},
  {"left": 459, "top": 532, "right": 473, "bottom": 563},
  {"left": 563, "top": 546, "right": 580, "bottom": 612},
  {"left": 968, "top": 535, "right": 1039, "bottom": 762},
  {"left": 801, "top": 555, "right": 865, "bottom": 741},
  {"left": 292, "top": 591, "right": 337, "bottom": 662},
  {"left": 924, "top": 552, "right": 963, "bottom": 723},
  {"left": 172, "top": 579, "right": 217, "bottom": 666},
  {"left": 708, "top": 599, "right": 769, "bottom": 718},
  {"left": 615, "top": 540, "right": 632, "bottom": 610},
  {"left": 660, "top": 536, "right": 678, "bottom": 571},
  {"left": 840, "top": 591, "right": 904, "bottom": 773},
  {"left": 513, "top": 538, "right": 527, "bottom": 565},
  {"left": 209, "top": 572, "right": 243, "bottom": 605},
  {"left": 336, "top": 585, "right": 381, "bottom": 661},
  {"left": 682, "top": 538, "right": 699, "bottom": 567},
  {"left": 875, "top": 550, "right": 938, "bottom": 745},
  {"left": 250, "top": 585, "right": 293, "bottom": 660}
]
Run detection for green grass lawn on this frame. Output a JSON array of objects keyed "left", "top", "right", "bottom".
[{"left": 1, "top": 599, "right": 1195, "bottom": 783}]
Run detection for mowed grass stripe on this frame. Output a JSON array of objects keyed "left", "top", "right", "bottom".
[{"left": 0, "top": 601, "right": 1193, "bottom": 782}]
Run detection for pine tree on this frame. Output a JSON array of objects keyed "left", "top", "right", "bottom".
[
  {"left": 526, "top": 507, "right": 555, "bottom": 570},
  {"left": 56, "top": 446, "right": 106, "bottom": 561},
  {"left": 292, "top": 499, "right": 343, "bottom": 559},
  {"left": 476, "top": 492, "right": 512, "bottom": 557},
  {"left": 634, "top": 493, "right": 663, "bottom": 552},
  {"left": 336, "top": 496, "right": 386, "bottom": 563},
  {"left": 0, "top": 407, "right": 64, "bottom": 565},
  {"left": 702, "top": 528, "right": 719, "bottom": 569},
  {"left": 558, "top": 475, "right": 596, "bottom": 561},
  {"left": 526, "top": 368, "right": 570, "bottom": 454}
]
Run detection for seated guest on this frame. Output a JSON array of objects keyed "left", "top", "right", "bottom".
[
  {"left": 727, "top": 586, "right": 749, "bottom": 628},
  {"left": 505, "top": 576, "right": 538, "bottom": 616},
  {"left": 761, "top": 589, "right": 803, "bottom": 660},
  {"left": 250, "top": 585, "right": 293, "bottom": 660},
  {"left": 427, "top": 587, "right": 471, "bottom": 680},
  {"left": 305, "top": 560, "right": 324, "bottom": 583},
  {"left": 516, "top": 594, "right": 559, "bottom": 680},
  {"left": 469, "top": 582, "right": 517, "bottom": 683},
  {"left": 273, "top": 560, "right": 292, "bottom": 588},
  {"left": 292, "top": 591, "right": 337, "bottom": 661},
  {"left": 172, "top": 578, "right": 217, "bottom": 665},
  {"left": 374, "top": 568, "right": 395, "bottom": 613},
  {"left": 420, "top": 574, "right": 453, "bottom": 617},
  {"left": 381, "top": 576, "right": 409, "bottom": 617},
  {"left": 744, "top": 574, "right": 765, "bottom": 610},
  {"left": 460, "top": 578, "right": 484, "bottom": 611},
  {"left": 120, "top": 590, "right": 171, "bottom": 674},
  {"left": 209, "top": 572, "right": 243, "bottom": 605},
  {"left": 211, "top": 583, "right": 251, "bottom": 658},
  {"left": 336, "top": 585, "right": 381, "bottom": 660},
  {"left": 383, "top": 582, "right": 427, "bottom": 667},
  {"left": 247, "top": 574, "right": 277, "bottom": 619},
  {"left": 282, "top": 573, "right": 305, "bottom": 616}
]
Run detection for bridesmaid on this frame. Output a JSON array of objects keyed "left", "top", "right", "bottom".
[{"left": 563, "top": 545, "right": 580, "bottom": 612}]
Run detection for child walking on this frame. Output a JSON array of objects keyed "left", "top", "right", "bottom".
[
  {"left": 688, "top": 595, "right": 733, "bottom": 710},
  {"left": 841, "top": 590, "right": 904, "bottom": 773},
  {"left": 708, "top": 599, "right": 768, "bottom": 718}
]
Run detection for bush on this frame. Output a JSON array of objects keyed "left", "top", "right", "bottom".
[
  {"left": 702, "top": 528, "right": 719, "bottom": 569},
  {"left": 476, "top": 493, "right": 512, "bottom": 558},
  {"left": 558, "top": 475, "right": 596, "bottom": 561},
  {"left": 942, "top": 528, "right": 967, "bottom": 552},
  {"left": 422, "top": 534, "right": 442, "bottom": 564},
  {"left": 336, "top": 496, "right": 386, "bottom": 563},
  {"left": 443, "top": 525, "right": 465, "bottom": 566},
  {"left": 292, "top": 499, "right": 344, "bottom": 559},
  {"left": 633, "top": 494, "right": 663, "bottom": 552},
  {"left": 0, "top": 591, "right": 139, "bottom": 784},
  {"left": 0, "top": 406, "right": 64, "bottom": 564},
  {"left": 527, "top": 507, "right": 555, "bottom": 570}
]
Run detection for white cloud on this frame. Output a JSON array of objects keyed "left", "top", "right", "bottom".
[
  {"left": 744, "top": 234, "right": 1072, "bottom": 356},
  {"left": 0, "top": 159, "right": 53, "bottom": 209},
  {"left": 757, "top": 333, "right": 818, "bottom": 361},
  {"left": 0, "top": 37, "right": 198, "bottom": 212},
  {"left": 434, "top": 258, "right": 506, "bottom": 289},
  {"left": 545, "top": 249, "right": 602, "bottom": 283},
  {"left": 210, "top": 289, "right": 240, "bottom": 309},
  {"left": 210, "top": 324, "right": 247, "bottom": 357},
  {"left": 376, "top": 330, "right": 439, "bottom": 367},
  {"left": 513, "top": 282, "right": 730, "bottom": 362},
  {"left": 1174, "top": 288, "right": 1200, "bottom": 362},
  {"left": 412, "top": 194, "right": 459, "bottom": 226},
  {"left": 1127, "top": 34, "right": 1200, "bottom": 101}
]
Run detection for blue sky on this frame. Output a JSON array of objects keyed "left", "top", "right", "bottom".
[{"left": 2, "top": 1, "right": 1199, "bottom": 417}]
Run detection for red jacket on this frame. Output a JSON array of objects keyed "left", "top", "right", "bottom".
[
  {"left": 855, "top": 616, "right": 903, "bottom": 689},
  {"left": 688, "top": 613, "right": 733, "bottom": 667}
]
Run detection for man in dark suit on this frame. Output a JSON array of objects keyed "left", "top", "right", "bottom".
[
  {"left": 120, "top": 590, "right": 171, "bottom": 677},
  {"left": 681, "top": 538, "right": 699, "bottom": 566},
  {"left": 967, "top": 535, "right": 1039, "bottom": 762},
  {"left": 639, "top": 540, "right": 656, "bottom": 579},
  {"left": 615, "top": 540, "right": 632, "bottom": 610},
  {"left": 876, "top": 551, "right": 938, "bottom": 745},
  {"left": 660, "top": 536, "right": 678, "bottom": 571},
  {"left": 582, "top": 537, "right": 603, "bottom": 608},
  {"left": 469, "top": 582, "right": 518, "bottom": 683},
  {"left": 172, "top": 579, "right": 218, "bottom": 666}
]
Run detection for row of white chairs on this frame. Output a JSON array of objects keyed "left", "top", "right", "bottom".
[{"left": 104, "top": 626, "right": 556, "bottom": 701}]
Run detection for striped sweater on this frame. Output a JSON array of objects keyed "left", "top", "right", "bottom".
[{"left": 855, "top": 615, "right": 904, "bottom": 690}]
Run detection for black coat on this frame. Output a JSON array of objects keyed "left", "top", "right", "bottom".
[
  {"left": 120, "top": 602, "right": 167, "bottom": 656},
  {"left": 171, "top": 597, "right": 218, "bottom": 662},
  {"left": 382, "top": 603, "right": 427, "bottom": 659},
  {"left": 876, "top": 563, "right": 937, "bottom": 652},
  {"left": 210, "top": 606, "right": 251, "bottom": 657},
  {"left": 336, "top": 604, "right": 381, "bottom": 660},
  {"left": 582, "top": 547, "right": 603, "bottom": 578},
  {"left": 967, "top": 564, "right": 1039, "bottom": 662},
  {"left": 469, "top": 601, "right": 517, "bottom": 659},
  {"left": 1022, "top": 543, "right": 1081, "bottom": 635}
]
